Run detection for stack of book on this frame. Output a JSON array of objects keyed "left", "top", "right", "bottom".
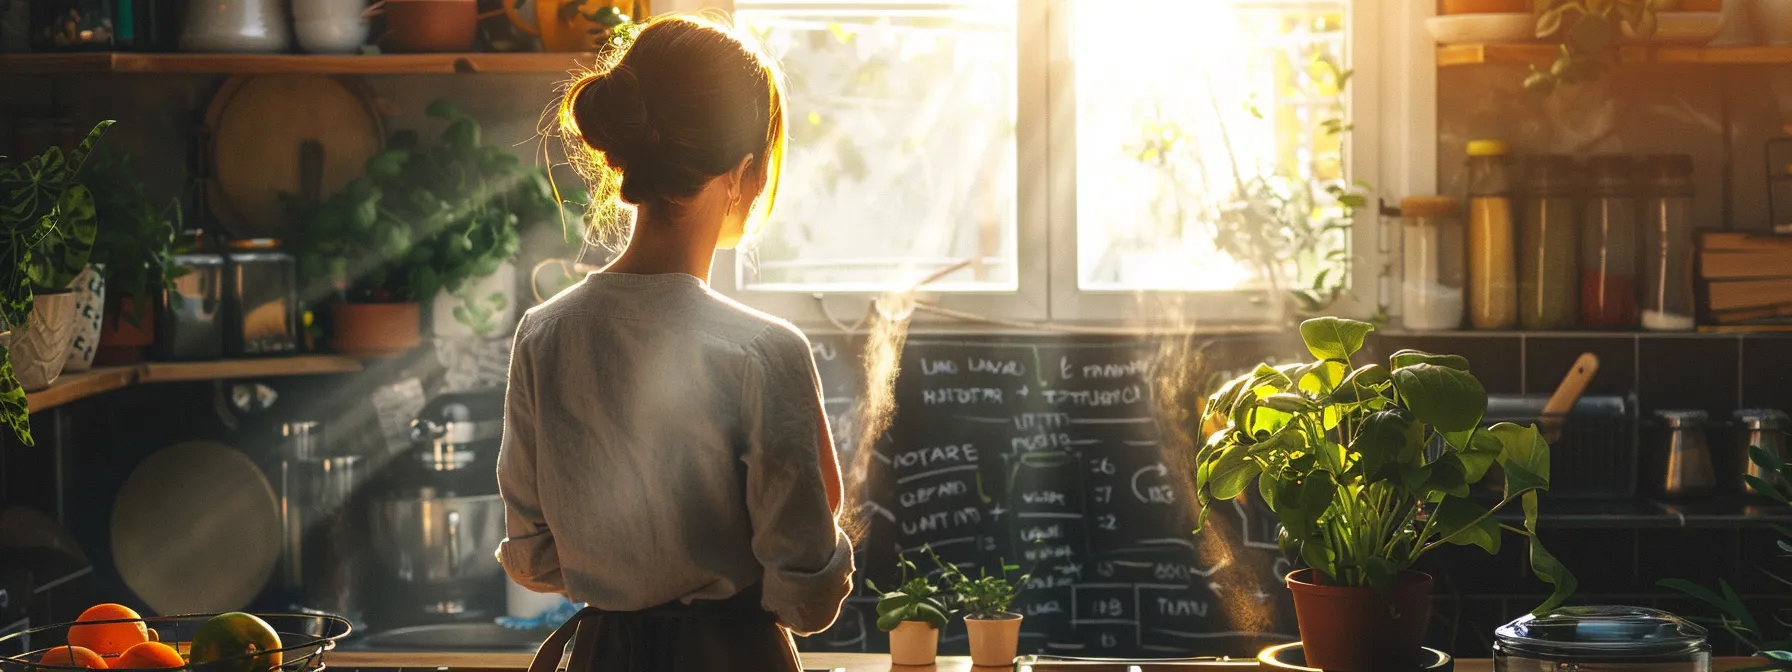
[{"left": 1699, "top": 232, "right": 1792, "bottom": 326}]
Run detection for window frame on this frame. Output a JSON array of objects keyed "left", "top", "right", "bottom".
[{"left": 712, "top": 0, "right": 1436, "bottom": 330}]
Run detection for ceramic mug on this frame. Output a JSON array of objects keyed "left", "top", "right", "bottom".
[
  {"left": 364, "top": 0, "right": 479, "bottom": 52},
  {"left": 295, "top": 0, "right": 371, "bottom": 53}
]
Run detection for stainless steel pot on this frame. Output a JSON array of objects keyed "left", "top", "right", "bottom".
[{"left": 368, "top": 493, "right": 505, "bottom": 586}]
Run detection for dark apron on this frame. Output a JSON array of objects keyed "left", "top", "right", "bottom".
[{"left": 526, "top": 585, "right": 800, "bottom": 672}]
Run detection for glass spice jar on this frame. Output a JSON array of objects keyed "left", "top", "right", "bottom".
[
  {"left": 1401, "top": 196, "right": 1466, "bottom": 331},
  {"left": 1466, "top": 139, "right": 1518, "bottom": 330},
  {"left": 1581, "top": 155, "right": 1640, "bottom": 330},
  {"left": 1519, "top": 154, "right": 1579, "bottom": 330},
  {"left": 1640, "top": 154, "right": 1697, "bottom": 332}
]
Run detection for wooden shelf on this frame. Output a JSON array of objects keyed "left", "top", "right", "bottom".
[
  {"left": 25, "top": 367, "right": 136, "bottom": 412},
  {"left": 0, "top": 52, "right": 598, "bottom": 75},
  {"left": 25, "top": 355, "right": 362, "bottom": 412},
  {"left": 1438, "top": 43, "right": 1792, "bottom": 67}
]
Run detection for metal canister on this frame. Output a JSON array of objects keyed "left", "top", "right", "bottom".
[
  {"left": 1737, "top": 409, "right": 1790, "bottom": 496},
  {"left": 224, "top": 239, "right": 299, "bottom": 357},
  {"left": 158, "top": 251, "right": 225, "bottom": 360}
]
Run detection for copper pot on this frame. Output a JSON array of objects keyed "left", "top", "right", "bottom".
[{"left": 368, "top": 0, "right": 479, "bottom": 52}]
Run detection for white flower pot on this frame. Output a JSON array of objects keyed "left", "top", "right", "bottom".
[
  {"left": 64, "top": 264, "right": 105, "bottom": 372},
  {"left": 7, "top": 291, "right": 79, "bottom": 391},
  {"left": 887, "top": 620, "right": 939, "bottom": 666},
  {"left": 966, "top": 613, "right": 1023, "bottom": 667},
  {"left": 431, "top": 262, "right": 518, "bottom": 339}
]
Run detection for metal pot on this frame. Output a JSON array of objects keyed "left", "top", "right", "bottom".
[{"left": 368, "top": 493, "right": 505, "bottom": 585}]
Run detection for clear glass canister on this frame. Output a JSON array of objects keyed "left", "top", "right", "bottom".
[
  {"left": 1467, "top": 139, "right": 1518, "bottom": 330},
  {"left": 1520, "top": 154, "right": 1580, "bottom": 330},
  {"left": 1494, "top": 606, "right": 1711, "bottom": 672},
  {"left": 1641, "top": 154, "right": 1697, "bottom": 331},
  {"left": 224, "top": 238, "right": 299, "bottom": 356},
  {"left": 1582, "top": 155, "right": 1640, "bottom": 330},
  {"left": 1401, "top": 196, "right": 1465, "bottom": 331}
]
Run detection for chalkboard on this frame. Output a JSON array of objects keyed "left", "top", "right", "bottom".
[{"left": 799, "top": 337, "right": 1298, "bottom": 658}]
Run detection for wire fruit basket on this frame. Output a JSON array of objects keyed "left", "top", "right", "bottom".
[{"left": 0, "top": 613, "right": 351, "bottom": 672}]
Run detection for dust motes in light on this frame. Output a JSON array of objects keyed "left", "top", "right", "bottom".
[{"left": 841, "top": 293, "right": 913, "bottom": 542}]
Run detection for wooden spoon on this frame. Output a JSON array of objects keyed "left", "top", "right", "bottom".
[{"left": 1540, "top": 353, "right": 1599, "bottom": 443}]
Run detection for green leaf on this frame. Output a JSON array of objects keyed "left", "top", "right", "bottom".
[
  {"left": 1389, "top": 350, "right": 1471, "bottom": 372},
  {"left": 1490, "top": 422, "right": 1552, "bottom": 488},
  {"left": 1362, "top": 556, "right": 1403, "bottom": 601},
  {"left": 1431, "top": 496, "right": 1500, "bottom": 554},
  {"left": 1332, "top": 364, "right": 1391, "bottom": 403},
  {"left": 1355, "top": 409, "right": 1419, "bottom": 483},
  {"left": 1209, "top": 446, "right": 1262, "bottom": 501},
  {"left": 425, "top": 99, "right": 464, "bottom": 120},
  {"left": 1457, "top": 431, "right": 1506, "bottom": 483},
  {"left": 1299, "top": 317, "right": 1374, "bottom": 362},
  {"left": 1424, "top": 453, "right": 1471, "bottom": 500},
  {"left": 1391, "top": 364, "right": 1487, "bottom": 433},
  {"left": 1523, "top": 492, "right": 1578, "bottom": 615},
  {"left": 1262, "top": 392, "right": 1318, "bottom": 414}
]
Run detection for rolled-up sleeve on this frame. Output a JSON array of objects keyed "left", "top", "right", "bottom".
[
  {"left": 740, "top": 326, "right": 855, "bottom": 635},
  {"left": 496, "top": 317, "right": 565, "bottom": 594}
]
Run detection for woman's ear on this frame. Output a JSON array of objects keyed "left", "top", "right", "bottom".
[{"left": 728, "top": 154, "right": 759, "bottom": 206}]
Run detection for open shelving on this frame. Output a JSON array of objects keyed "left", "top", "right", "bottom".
[
  {"left": 1438, "top": 43, "right": 1792, "bottom": 67},
  {"left": 24, "top": 355, "right": 363, "bottom": 412},
  {"left": 0, "top": 52, "right": 598, "bottom": 75}
]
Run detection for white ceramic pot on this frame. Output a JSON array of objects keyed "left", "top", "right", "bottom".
[
  {"left": 431, "top": 262, "right": 518, "bottom": 339},
  {"left": 63, "top": 264, "right": 105, "bottom": 372},
  {"left": 181, "top": 0, "right": 293, "bottom": 52},
  {"left": 966, "top": 614, "right": 1023, "bottom": 667},
  {"left": 887, "top": 620, "right": 939, "bottom": 666},
  {"left": 1760, "top": 0, "right": 1792, "bottom": 44},
  {"left": 295, "top": 0, "right": 371, "bottom": 53},
  {"left": 7, "top": 291, "right": 79, "bottom": 391}
]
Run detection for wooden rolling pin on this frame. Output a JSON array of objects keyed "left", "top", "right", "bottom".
[{"left": 1540, "top": 353, "right": 1599, "bottom": 443}]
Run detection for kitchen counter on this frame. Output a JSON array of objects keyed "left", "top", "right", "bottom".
[{"left": 323, "top": 651, "right": 1765, "bottom": 671}]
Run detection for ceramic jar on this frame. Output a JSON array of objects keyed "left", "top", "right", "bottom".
[
  {"left": 295, "top": 0, "right": 370, "bottom": 53},
  {"left": 181, "top": 0, "right": 294, "bottom": 52}
]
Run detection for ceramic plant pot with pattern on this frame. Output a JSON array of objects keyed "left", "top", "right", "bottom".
[
  {"left": 64, "top": 264, "right": 105, "bottom": 372},
  {"left": 7, "top": 290, "right": 79, "bottom": 391}
]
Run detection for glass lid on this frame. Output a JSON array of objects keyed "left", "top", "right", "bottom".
[{"left": 1495, "top": 606, "right": 1709, "bottom": 658}]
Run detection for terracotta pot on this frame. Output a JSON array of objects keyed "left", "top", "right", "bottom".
[
  {"left": 330, "top": 301, "right": 421, "bottom": 358},
  {"left": 373, "top": 0, "right": 479, "bottom": 52},
  {"left": 96, "top": 297, "right": 157, "bottom": 366},
  {"left": 887, "top": 620, "right": 939, "bottom": 666},
  {"left": 64, "top": 264, "right": 105, "bottom": 372},
  {"left": 6, "top": 291, "right": 79, "bottom": 391},
  {"left": 965, "top": 613, "right": 1022, "bottom": 667},
  {"left": 1287, "top": 569, "right": 1434, "bottom": 672},
  {"left": 1439, "top": 0, "right": 1531, "bottom": 14}
]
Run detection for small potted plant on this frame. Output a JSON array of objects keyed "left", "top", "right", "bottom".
[
  {"left": 81, "top": 150, "right": 185, "bottom": 367},
  {"left": 869, "top": 552, "right": 951, "bottom": 666},
  {"left": 1, "top": 121, "right": 112, "bottom": 396},
  {"left": 1193, "top": 317, "right": 1576, "bottom": 672},
  {"left": 936, "top": 555, "right": 1029, "bottom": 667}
]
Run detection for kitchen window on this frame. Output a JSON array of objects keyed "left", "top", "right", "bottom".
[{"left": 716, "top": 0, "right": 1436, "bottom": 327}]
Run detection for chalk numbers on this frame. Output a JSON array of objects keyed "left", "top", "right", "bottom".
[
  {"left": 1092, "top": 486, "right": 1113, "bottom": 503},
  {"left": 1094, "top": 598, "right": 1124, "bottom": 617},
  {"left": 1090, "top": 458, "right": 1115, "bottom": 475},
  {"left": 1096, "top": 514, "right": 1118, "bottom": 531},
  {"left": 1100, "top": 633, "right": 1119, "bottom": 649}
]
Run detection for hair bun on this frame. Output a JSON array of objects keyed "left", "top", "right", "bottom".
[{"left": 575, "top": 64, "right": 654, "bottom": 170}]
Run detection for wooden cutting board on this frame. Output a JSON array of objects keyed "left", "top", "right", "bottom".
[
  {"left": 206, "top": 75, "right": 383, "bottom": 237},
  {"left": 111, "top": 440, "right": 280, "bottom": 615}
]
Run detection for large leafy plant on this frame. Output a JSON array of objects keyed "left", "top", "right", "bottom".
[
  {"left": 84, "top": 150, "right": 187, "bottom": 327},
  {"left": 1193, "top": 317, "right": 1576, "bottom": 613},
  {"left": 1662, "top": 446, "right": 1792, "bottom": 669},
  {"left": 298, "top": 101, "right": 562, "bottom": 333},
  {"left": 869, "top": 551, "right": 951, "bottom": 631},
  {"left": 0, "top": 120, "right": 114, "bottom": 445}
]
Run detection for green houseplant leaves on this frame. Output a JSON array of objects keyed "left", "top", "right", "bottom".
[
  {"left": 83, "top": 151, "right": 186, "bottom": 327},
  {"left": 1193, "top": 317, "right": 1576, "bottom": 614},
  {"left": 0, "top": 120, "right": 115, "bottom": 446},
  {"left": 869, "top": 551, "right": 952, "bottom": 631}
]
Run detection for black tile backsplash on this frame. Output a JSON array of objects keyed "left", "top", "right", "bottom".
[
  {"left": 1638, "top": 336, "right": 1742, "bottom": 415},
  {"left": 1741, "top": 337, "right": 1792, "bottom": 411},
  {"left": 1522, "top": 336, "right": 1637, "bottom": 397}
]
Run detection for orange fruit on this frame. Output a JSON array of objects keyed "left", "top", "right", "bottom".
[
  {"left": 114, "top": 642, "right": 184, "bottom": 670},
  {"left": 68, "top": 605, "right": 149, "bottom": 656},
  {"left": 188, "top": 613, "right": 281, "bottom": 672},
  {"left": 40, "top": 645, "right": 109, "bottom": 669}
]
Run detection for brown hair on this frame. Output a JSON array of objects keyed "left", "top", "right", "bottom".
[{"left": 560, "top": 14, "right": 786, "bottom": 239}]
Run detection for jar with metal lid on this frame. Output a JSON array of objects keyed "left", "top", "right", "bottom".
[
  {"left": 1401, "top": 196, "right": 1465, "bottom": 331},
  {"left": 1466, "top": 139, "right": 1518, "bottom": 330},
  {"left": 1493, "top": 606, "right": 1711, "bottom": 671},
  {"left": 1519, "top": 154, "right": 1580, "bottom": 330},
  {"left": 224, "top": 238, "right": 299, "bottom": 356},
  {"left": 159, "top": 247, "right": 225, "bottom": 361},
  {"left": 1640, "top": 155, "right": 1697, "bottom": 331},
  {"left": 1581, "top": 155, "right": 1640, "bottom": 330},
  {"left": 1737, "top": 409, "right": 1790, "bottom": 496}
]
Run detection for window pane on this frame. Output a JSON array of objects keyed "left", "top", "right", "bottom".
[
  {"left": 736, "top": 1, "right": 1019, "bottom": 292},
  {"left": 1074, "top": 0, "right": 1350, "bottom": 293}
]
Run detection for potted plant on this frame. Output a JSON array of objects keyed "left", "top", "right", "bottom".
[
  {"left": 298, "top": 100, "right": 564, "bottom": 355},
  {"left": 1527, "top": 0, "right": 1670, "bottom": 93},
  {"left": 1193, "top": 317, "right": 1576, "bottom": 672},
  {"left": 0, "top": 121, "right": 112, "bottom": 398},
  {"left": 869, "top": 552, "right": 951, "bottom": 666},
  {"left": 80, "top": 150, "right": 185, "bottom": 367},
  {"left": 1662, "top": 445, "right": 1792, "bottom": 668},
  {"left": 936, "top": 556, "right": 1029, "bottom": 667}
]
